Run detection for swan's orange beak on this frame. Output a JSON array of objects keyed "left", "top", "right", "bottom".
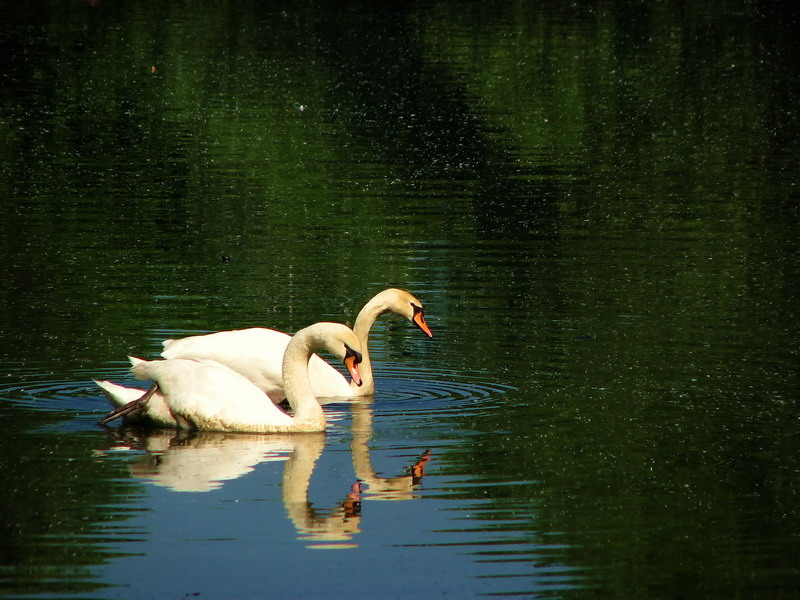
[
  {"left": 412, "top": 306, "right": 433, "bottom": 338},
  {"left": 344, "top": 351, "right": 363, "bottom": 387}
]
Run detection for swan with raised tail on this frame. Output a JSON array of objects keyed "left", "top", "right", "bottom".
[
  {"left": 95, "top": 322, "right": 363, "bottom": 433},
  {"left": 159, "top": 288, "right": 432, "bottom": 402}
]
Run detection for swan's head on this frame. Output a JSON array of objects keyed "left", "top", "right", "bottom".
[
  {"left": 409, "top": 301, "right": 433, "bottom": 338},
  {"left": 343, "top": 344, "right": 363, "bottom": 387},
  {"left": 375, "top": 288, "right": 433, "bottom": 338},
  {"left": 300, "top": 322, "right": 364, "bottom": 387}
]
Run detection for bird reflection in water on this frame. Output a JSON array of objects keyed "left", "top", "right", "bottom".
[
  {"left": 99, "top": 400, "right": 431, "bottom": 548},
  {"left": 350, "top": 398, "right": 431, "bottom": 502}
]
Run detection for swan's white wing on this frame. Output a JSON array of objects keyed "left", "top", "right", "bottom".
[
  {"left": 162, "top": 327, "right": 352, "bottom": 400},
  {"left": 133, "top": 358, "right": 295, "bottom": 431}
]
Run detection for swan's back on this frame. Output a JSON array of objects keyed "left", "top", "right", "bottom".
[
  {"left": 162, "top": 328, "right": 290, "bottom": 401},
  {"left": 162, "top": 327, "right": 352, "bottom": 400},
  {"left": 133, "top": 358, "right": 295, "bottom": 432}
]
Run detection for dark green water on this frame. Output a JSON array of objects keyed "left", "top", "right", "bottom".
[{"left": 1, "top": 1, "right": 798, "bottom": 598}]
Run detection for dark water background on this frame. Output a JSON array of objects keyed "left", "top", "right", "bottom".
[{"left": 1, "top": 1, "right": 798, "bottom": 598}]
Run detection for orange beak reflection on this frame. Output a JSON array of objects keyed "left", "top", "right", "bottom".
[{"left": 344, "top": 353, "right": 363, "bottom": 387}]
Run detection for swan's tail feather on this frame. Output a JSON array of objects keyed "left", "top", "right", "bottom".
[
  {"left": 94, "top": 379, "right": 145, "bottom": 408},
  {"left": 98, "top": 382, "right": 158, "bottom": 426},
  {"left": 128, "top": 355, "right": 146, "bottom": 367}
]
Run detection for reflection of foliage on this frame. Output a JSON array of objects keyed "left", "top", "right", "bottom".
[
  {"left": 0, "top": 404, "right": 144, "bottom": 596},
  {"left": 2, "top": 3, "right": 472, "bottom": 368},
  {"left": 3, "top": 1, "right": 794, "bottom": 370},
  {"left": 0, "top": 1, "right": 798, "bottom": 596}
]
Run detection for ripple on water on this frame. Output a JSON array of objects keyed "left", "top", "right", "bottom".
[
  {"left": 0, "top": 362, "right": 140, "bottom": 422},
  {"left": 371, "top": 363, "right": 515, "bottom": 416},
  {"left": 0, "top": 360, "right": 515, "bottom": 432}
]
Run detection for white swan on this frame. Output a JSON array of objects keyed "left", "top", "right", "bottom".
[
  {"left": 95, "top": 322, "right": 363, "bottom": 433},
  {"left": 159, "top": 288, "right": 432, "bottom": 401}
]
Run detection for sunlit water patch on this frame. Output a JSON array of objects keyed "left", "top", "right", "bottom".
[
  {"left": 0, "top": 359, "right": 580, "bottom": 596},
  {"left": 0, "top": 357, "right": 583, "bottom": 597}
]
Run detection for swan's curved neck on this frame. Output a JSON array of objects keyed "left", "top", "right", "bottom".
[
  {"left": 352, "top": 298, "right": 393, "bottom": 394},
  {"left": 282, "top": 329, "right": 326, "bottom": 427}
]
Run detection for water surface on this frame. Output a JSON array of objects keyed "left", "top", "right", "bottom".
[{"left": 1, "top": 1, "right": 798, "bottom": 598}]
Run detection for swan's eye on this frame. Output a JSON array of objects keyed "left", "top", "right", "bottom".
[
  {"left": 345, "top": 345, "right": 363, "bottom": 364},
  {"left": 411, "top": 303, "right": 423, "bottom": 316}
]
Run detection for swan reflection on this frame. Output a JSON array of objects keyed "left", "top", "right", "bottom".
[
  {"left": 103, "top": 428, "right": 295, "bottom": 492},
  {"left": 350, "top": 399, "right": 431, "bottom": 501},
  {"left": 101, "top": 400, "right": 430, "bottom": 548},
  {"left": 280, "top": 432, "right": 363, "bottom": 548}
]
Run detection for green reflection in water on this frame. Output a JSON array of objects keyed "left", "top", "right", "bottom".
[
  {"left": 0, "top": 403, "right": 145, "bottom": 596},
  {"left": 0, "top": 0, "right": 798, "bottom": 598}
]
